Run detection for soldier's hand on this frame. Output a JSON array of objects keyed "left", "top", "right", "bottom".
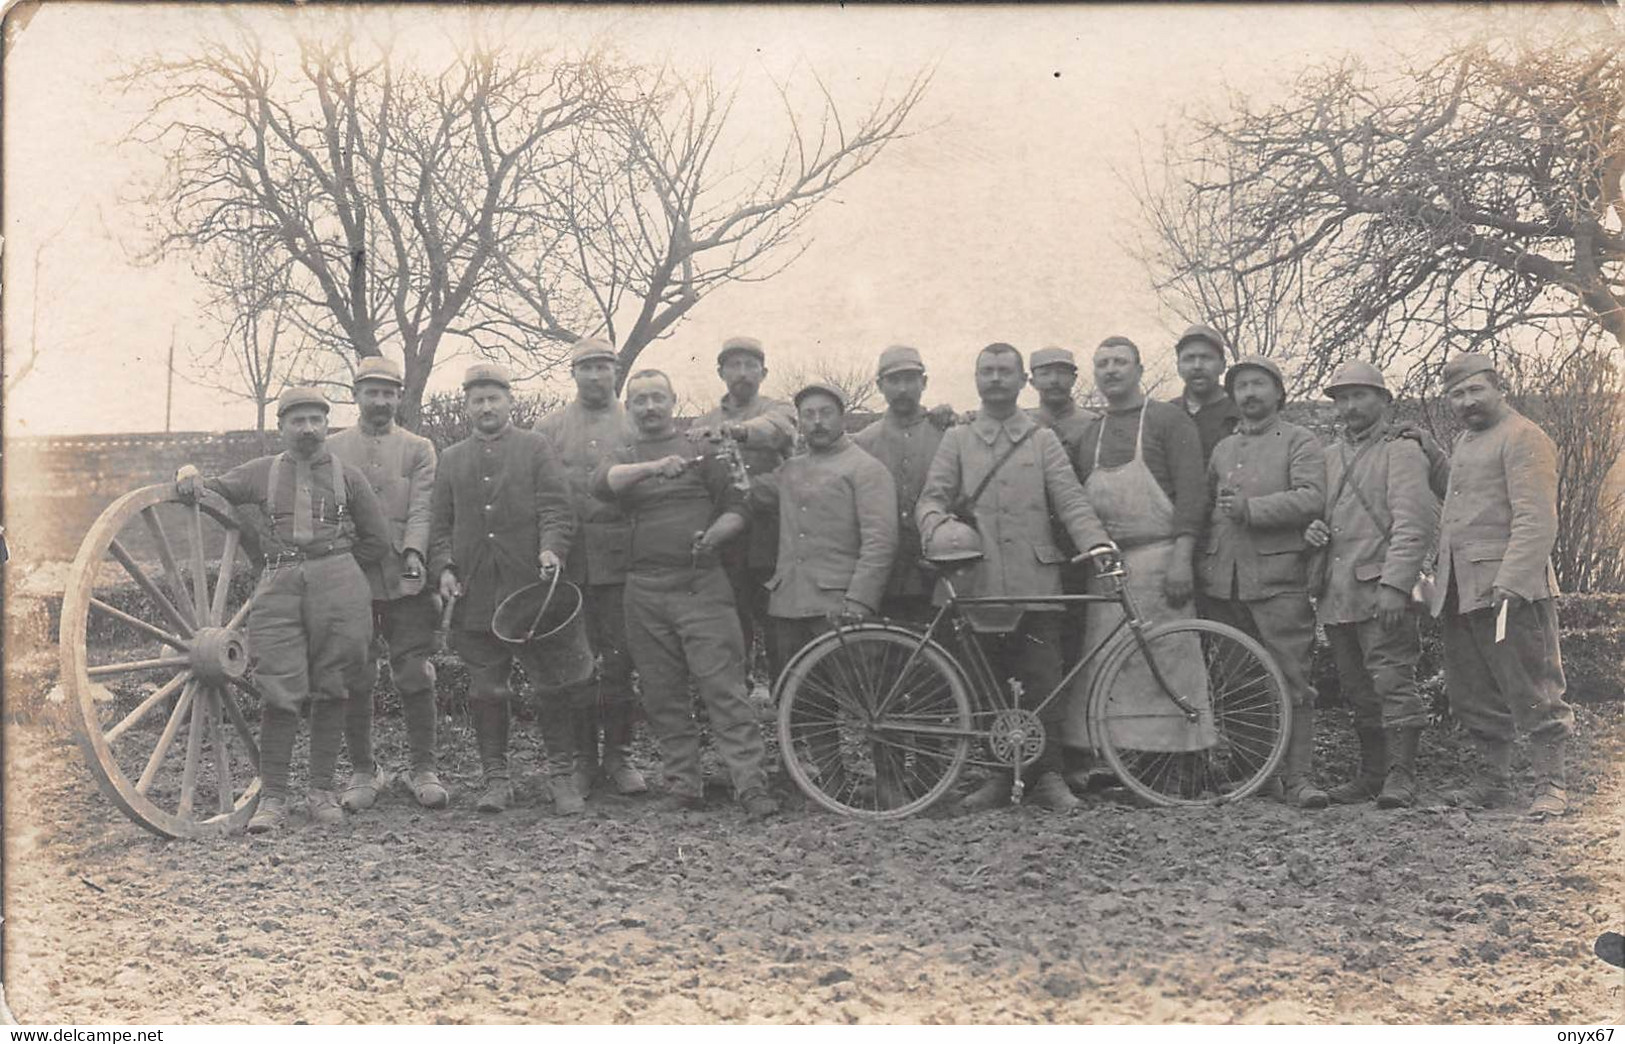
[
  {"left": 1304, "top": 519, "right": 1331, "bottom": 548},
  {"left": 830, "top": 599, "right": 870, "bottom": 625},
  {"left": 538, "top": 549, "right": 562, "bottom": 579},
  {"left": 174, "top": 464, "right": 201, "bottom": 502},
  {"left": 654, "top": 454, "right": 691, "bottom": 479},
  {"left": 399, "top": 550, "right": 426, "bottom": 597},
  {"left": 1377, "top": 584, "right": 1408, "bottom": 632},
  {"left": 722, "top": 423, "right": 749, "bottom": 442},
  {"left": 687, "top": 425, "right": 722, "bottom": 444},
  {"left": 1164, "top": 557, "right": 1194, "bottom": 608},
  {"left": 925, "top": 403, "right": 958, "bottom": 431},
  {"left": 1217, "top": 488, "right": 1249, "bottom": 522},
  {"left": 690, "top": 530, "right": 719, "bottom": 568},
  {"left": 959, "top": 408, "right": 978, "bottom": 426},
  {"left": 438, "top": 569, "right": 463, "bottom": 601}
]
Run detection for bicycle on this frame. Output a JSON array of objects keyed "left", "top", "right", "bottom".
[{"left": 774, "top": 545, "right": 1292, "bottom": 818}]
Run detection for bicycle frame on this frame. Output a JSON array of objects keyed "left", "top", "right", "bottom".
[{"left": 855, "top": 563, "right": 1201, "bottom": 742}]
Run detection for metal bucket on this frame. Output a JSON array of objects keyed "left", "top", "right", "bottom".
[{"left": 491, "top": 574, "right": 595, "bottom": 689}]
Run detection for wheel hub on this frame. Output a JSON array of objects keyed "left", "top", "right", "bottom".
[
  {"left": 986, "top": 708, "right": 1044, "bottom": 767},
  {"left": 189, "top": 626, "right": 248, "bottom": 684}
]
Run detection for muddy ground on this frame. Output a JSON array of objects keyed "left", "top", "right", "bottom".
[{"left": 4, "top": 701, "right": 1623, "bottom": 1025}]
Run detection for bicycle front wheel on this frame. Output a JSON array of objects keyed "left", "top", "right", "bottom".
[
  {"left": 1088, "top": 619, "right": 1290, "bottom": 806},
  {"left": 776, "top": 624, "right": 974, "bottom": 819}
]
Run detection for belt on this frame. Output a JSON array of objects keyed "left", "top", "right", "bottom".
[{"left": 265, "top": 543, "right": 351, "bottom": 567}]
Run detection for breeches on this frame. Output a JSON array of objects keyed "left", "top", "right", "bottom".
[
  {"left": 354, "top": 591, "right": 439, "bottom": 699},
  {"left": 1443, "top": 593, "right": 1572, "bottom": 743},
  {"left": 1325, "top": 615, "right": 1426, "bottom": 730},
  {"left": 1200, "top": 592, "right": 1317, "bottom": 708},
  {"left": 249, "top": 554, "right": 372, "bottom": 712}
]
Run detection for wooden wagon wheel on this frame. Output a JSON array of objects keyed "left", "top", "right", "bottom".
[{"left": 59, "top": 483, "right": 268, "bottom": 838}]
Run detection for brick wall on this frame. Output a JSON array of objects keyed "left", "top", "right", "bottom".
[{"left": 4, "top": 431, "right": 271, "bottom": 564}]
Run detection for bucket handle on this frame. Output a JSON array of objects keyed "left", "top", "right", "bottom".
[{"left": 525, "top": 568, "right": 561, "bottom": 641}]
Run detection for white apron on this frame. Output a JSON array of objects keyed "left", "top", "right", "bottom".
[{"left": 1062, "top": 406, "right": 1217, "bottom": 751}]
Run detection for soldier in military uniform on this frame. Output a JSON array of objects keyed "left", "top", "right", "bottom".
[
  {"left": 1430, "top": 353, "right": 1574, "bottom": 818},
  {"left": 535, "top": 338, "right": 648, "bottom": 797},
  {"left": 691, "top": 336, "right": 796, "bottom": 688},
  {"left": 328, "top": 357, "right": 448, "bottom": 811},
  {"left": 1199, "top": 356, "right": 1329, "bottom": 809},
  {"left": 1303, "top": 361, "right": 1436, "bottom": 809},
  {"left": 852, "top": 345, "right": 946, "bottom": 622},
  {"left": 176, "top": 387, "right": 390, "bottom": 833},
  {"left": 916, "top": 343, "right": 1113, "bottom": 811},
  {"left": 428, "top": 363, "right": 580, "bottom": 814},
  {"left": 1169, "top": 323, "right": 1242, "bottom": 464},
  {"left": 1027, "top": 345, "right": 1102, "bottom": 666},
  {"left": 595, "top": 369, "right": 777, "bottom": 819}
]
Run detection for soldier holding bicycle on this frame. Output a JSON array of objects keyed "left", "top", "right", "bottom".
[{"left": 916, "top": 343, "right": 1113, "bottom": 812}]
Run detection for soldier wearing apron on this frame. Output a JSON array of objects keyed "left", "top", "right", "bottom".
[{"left": 1065, "top": 338, "right": 1213, "bottom": 777}]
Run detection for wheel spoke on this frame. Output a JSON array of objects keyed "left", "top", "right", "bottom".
[
  {"left": 225, "top": 587, "right": 258, "bottom": 633},
  {"left": 204, "top": 686, "right": 235, "bottom": 813},
  {"left": 177, "top": 680, "right": 208, "bottom": 818},
  {"left": 221, "top": 679, "right": 261, "bottom": 771},
  {"left": 103, "top": 670, "right": 190, "bottom": 745},
  {"left": 136, "top": 680, "right": 197, "bottom": 794},
  {"left": 189, "top": 501, "right": 211, "bottom": 623},
  {"left": 210, "top": 528, "right": 241, "bottom": 626},
  {"left": 108, "top": 538, "right": 196, "bottom": 638},
  {"left": 138, "top": 508, "right": 199, "bottom": 629},
  {"left": 88, "top": 598, "right": 188, "bottom": 651},
  {"left": 87, "top": 655, "right": 193, "bottom": 680}
]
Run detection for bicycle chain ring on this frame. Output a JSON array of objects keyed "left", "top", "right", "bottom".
[{"left": 986, "top": 709, "right": 1044, "bottom": 767}]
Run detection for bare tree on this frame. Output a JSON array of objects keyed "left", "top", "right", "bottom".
[
  {"left": 1133, "top": 16, "right": 1625, "bottom": 398},
  {"left": 4, "top": 206, "right": 82, "bottom": 396},
  {"left": 464, "top": 64, "right": 932, "bottom": 386},
  {"left": 188, "top": 237, "right": 314, "bottom": 446},
  {"left": 769, "top": 359, "right": 879, "bottom": 415},
  {"left": 121, "top": 14, "right": 599, "bottom": 425}
]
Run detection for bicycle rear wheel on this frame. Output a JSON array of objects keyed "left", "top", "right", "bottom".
[
  {"left": 1088, "top": 619, "right": 1289, "bottom": 806},
  {"left": 776, "top": 624, "right": 973, "bottom": 819}
]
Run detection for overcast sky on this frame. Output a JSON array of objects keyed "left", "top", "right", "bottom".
[{"left": 2, "top": 3, "right": 1488, "bottom": 436}]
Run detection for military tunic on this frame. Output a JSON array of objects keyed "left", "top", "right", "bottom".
[
  {"left": 852, "top": 409, "right": 943, "bottom": 606},
  {"left": 1430, "top": 408, "right": 1572, "bottom": 743}
]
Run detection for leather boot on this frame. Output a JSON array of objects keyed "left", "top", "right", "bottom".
[
  {"left": 1280, "top": 707, "right": 1329, "bottom": 809},
  {"left": 542, "top": 701, "right": 586, "bottom": 816},
  {"left": 1445, "top": 736, "right": 1513, "bottom": 809},
  {"left": 1376, "top": 726, "right": 1421, "bottom": 809},
  {"left": 600, "top": 700, "right": 648, "bottom": 795},
  {"left": 572, "top": 708, "right": 601, "bottom": 796},
  {"left": 473, "top": 701, "right": 512, "bottom": 812},
  {"left": 1328, "top": 728, "right": 1386, "bottom": 804},
  {"left": 1527, "top": 731, "right": 1569, "bottom": 818}
]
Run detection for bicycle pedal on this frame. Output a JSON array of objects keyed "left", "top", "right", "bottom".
[{"left": 1011, "top": 779, "right": 1025, "bottom": 805}]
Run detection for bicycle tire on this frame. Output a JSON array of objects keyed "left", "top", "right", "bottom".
[
  {"left": 1087, "top": 619, "right": 1290, "bottom": 806},
  {"left": 776, "top": 624, "right": 974, "bottom": 819}
]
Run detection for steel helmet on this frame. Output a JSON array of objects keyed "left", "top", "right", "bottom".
[
  {"left": 924, "top": 518, "right": 983, "bottom": 563},
  {"left": 1323, "top": 360, "right": 1392, "bottom": 400}
]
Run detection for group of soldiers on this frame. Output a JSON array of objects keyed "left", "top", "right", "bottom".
[{"left": 175, "top": 323, "right": 1577, "bottom": 832}]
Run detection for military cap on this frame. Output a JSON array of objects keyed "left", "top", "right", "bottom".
[
  {"left": 876, "top": 344, "right": 926, "bottom": 378},
  {"left": 462, "top": 362, "right": 512, "bottom": 390},
  {"left": 353, "top": 356, "right": 404, "bottom": 388},
  {"left": 1030, "top": 346, "right": 1078, "bottom": 371},
  {"left": 276, "top": 386, "right": 330, "bottom": 418},
  {"left": 1440, "top": 352, "right": 1496, "bottom": 391},
  {"left": 1224, "top": 354, "right": 1286, "bottom": 398},
  {"left": 1323, "top": 360, "right": 1391, "bottom": 399},
  {"left": 570, "top": 337, "right": 618, "bottom": 366},
  {"left": 792, "top": 380, "right": 847, "bottom": 412},
  {"left": 1174, "top": 323, "right": 1227, "bottom": 356},
  {"left": 717, "top": 336, "right": 766, "bottom": 366}
]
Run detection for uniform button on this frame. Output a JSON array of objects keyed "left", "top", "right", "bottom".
[
  {"left": 487, "top": 533, "right": 495, "bottom": 539},
  {"left": 484, "top": 477, "right": 491, "bottom": 482},
  {"left": 485, "top": 504, "right": 493, "bottom": 511}
]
